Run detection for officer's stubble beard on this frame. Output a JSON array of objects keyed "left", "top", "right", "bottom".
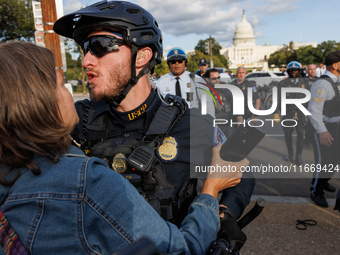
[{"left": 90, "top": 54, "right": 131, "bottom": 102}]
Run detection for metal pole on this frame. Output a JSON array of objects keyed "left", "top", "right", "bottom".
[
  {"left": 209, "top": 35, "right": 213, "bottom": 68},
  {"left": 81, "top": 49, "right": 86, "bottom": 93},
  {"left": 41, "top": 0, "right": 64, "bottom": 84}
]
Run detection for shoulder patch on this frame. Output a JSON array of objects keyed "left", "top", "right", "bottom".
[
  {"left": 157, "top": 136, "right": 178, "bottom": 161},
  {"left": 213, "top": 125, "right": 227, "bottom": 146},
  {"left": 316, "top": 89, "right": 325, "bottom": 97},
  {"left": 312, "top": 88, "right": 325, "bottom": 103},
  {"left": 313, "top": 97, "right": 325, "bottom": 103}
]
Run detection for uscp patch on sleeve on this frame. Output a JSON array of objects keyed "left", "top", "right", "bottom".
[{"left": 157, "top": 136, "right": 178, "bottom": 161}]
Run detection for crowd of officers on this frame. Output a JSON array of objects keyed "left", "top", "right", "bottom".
[{"left": 155, "top": 48, "right": 340, "bottom": 209}]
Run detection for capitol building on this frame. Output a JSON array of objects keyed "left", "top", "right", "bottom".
[{"left": 220, "top": 11, "right": 317, "bottom": 69}]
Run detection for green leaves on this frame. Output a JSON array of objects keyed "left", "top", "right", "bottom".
[
  {"left": 269, "top": 40, "right": 340, "bottom": 66},
  {"left": 0, "top": 0, "right": 34, "bottom": 42}
]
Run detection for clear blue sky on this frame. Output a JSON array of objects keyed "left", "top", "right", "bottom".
[{"left": 62, "top": 0, "right": 340, "bottom": 56}]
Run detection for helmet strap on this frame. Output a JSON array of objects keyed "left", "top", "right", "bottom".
[{"left": 110, "top": 45, "right": 157, "bottom": 107}]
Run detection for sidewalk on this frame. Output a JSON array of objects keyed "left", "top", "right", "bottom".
[{"left": 241, "top": 196, "right": 340, "bottom": 255}]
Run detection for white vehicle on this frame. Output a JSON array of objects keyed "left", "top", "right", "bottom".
[
  {"left": 246, "top": 71, "right": 287, "bottom": 87},
  {"left": 195, "top": 67, "right": 232, "bottom": 82}
]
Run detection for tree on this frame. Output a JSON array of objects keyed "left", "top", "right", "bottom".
[
  {"left": 314, "top": 41, "right": 340, "bottom": 63},
  {"left": 269, "top": 40, "right": 340, "bottom": 67},
  {"left": 63, "top": 38, "right": 83, "bottom": 82},
  {"left": 193, "top": 37, "right": 228, "bottom": 70},
  {"left": 154, "top": 57, "right": 169, "bottom": 76},
  {"left": 295, "top": 45, "right": 318, "bottom": 65},
  {"left": 195, "top": 38, "right": 223, "bottom": 56},
  {"left": 0, "top": 0, "right": 34, "bottom": 42}
]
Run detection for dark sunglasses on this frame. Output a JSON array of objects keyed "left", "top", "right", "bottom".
[
  {"left": 81, "top": 35, "right": 125, "bottom": 58},
  {"left": 169, "top": 60, "right": 184, "bottom": 64},
  {"left": 210, "top": 76, "right": 221, "bottom": 80}
]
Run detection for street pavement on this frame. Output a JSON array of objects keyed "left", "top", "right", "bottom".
[
  {"left": 73, "top": 92, "right": 339, "bottom": 254},
  {"left": 73, "top": 92, "right": 90, "bottom": 102},
  {"left": 237, "top": 118, "right": 340, "bottom": 255}
]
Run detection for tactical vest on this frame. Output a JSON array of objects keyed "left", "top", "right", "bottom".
[
  {"left": 278, "top": 78, "right": 308, "bottom": 117},
  {"left": 320, "top": 75, "right": 340, "bottom": 118},
  {"left": 77, "top": 94, "right": 196, "bottom": 225}
]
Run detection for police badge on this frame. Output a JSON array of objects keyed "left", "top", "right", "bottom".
[
  {"left": 112, "top": 153, "right": 127, "bottom": 173},
  {"left": 157, "top": 136, "right": 178, "bottom": 161}
]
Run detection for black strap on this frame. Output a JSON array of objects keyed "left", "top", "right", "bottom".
[
  {"left": 175, "top": 77, "right": 181, "bottom": 97},
  {"left": 79, "top": 101, "right": 108, "bottom": 151},
  {"left": 111, "top": 46, "right": 158, "bottom": 107},
  {"left": 145, "top": 94, "right": 187, "bottom": 138}
]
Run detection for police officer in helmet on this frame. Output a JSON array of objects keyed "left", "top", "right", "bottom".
[
  {"left": 54, "top": 1, "right": 254, "bottom": 248},
  {"left": 157, "top": 47, "right": 215, "bottom": 116},
  {"left": 274, "top": 61, "right": 309, "bottom": 166}
]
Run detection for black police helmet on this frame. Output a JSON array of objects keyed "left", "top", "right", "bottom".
[
  {"left": 54, "top": 0, "right": 163, "bottom": 65},
  {"left": 54, "top": 1, "right": 163, "bottom": 107}
]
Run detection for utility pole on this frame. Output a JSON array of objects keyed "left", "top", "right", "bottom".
[
  {"left": 209, "top": 35, "right": 214, "bottom": 68},
  {"left": 41, "top": 0, "right": 64, "bottom": 83},
  {"left": 80, "top": 49, "right": 86, "bottom": 93}
]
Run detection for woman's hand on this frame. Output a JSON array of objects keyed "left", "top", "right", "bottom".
[{"left": 201, "top": 143, "right": 249, "bottom": 199}]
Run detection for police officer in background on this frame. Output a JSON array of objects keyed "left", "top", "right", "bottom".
[
  {"left": 54, "top": 0, "right": 254, "bottom": 247},
  {"left": 231, "top": 66, "right": 260, "bottom": 123},
  {"left": 304, "top": 64, "right": 318, "bottom": 148},
  {"left": 196, "top": 58, "right": 209, "bottom": 77},
  {"left": 308, "top": 51, "right": 340, "bottom": 207},
  {"left": 205, "top": 68, "right": 235, "bottom": 137},
  {"left": 274, "top": 61, "right": 309, "bottom": 166},
  {"left": 156, "top": 47, "right": 215, "bottom": 117}
]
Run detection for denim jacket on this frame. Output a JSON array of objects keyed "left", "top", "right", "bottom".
[{"left": 0, "top": 146, "right": 219, "bottom": 254}]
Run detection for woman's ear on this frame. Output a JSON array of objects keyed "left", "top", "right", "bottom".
[{"left": 136, "top": 47, "right": 152, "bottom": 67}]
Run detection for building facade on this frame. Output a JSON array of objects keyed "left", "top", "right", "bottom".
[{"left": 221, "top": 11, "right": 317, "bottom": 70}]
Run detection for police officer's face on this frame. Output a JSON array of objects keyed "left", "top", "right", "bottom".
[
  {"left": 199, "top": 64, "right": 208, "bottom": 73},
  {"left": 307, "top": 65, "right": 316, "bottom": 78},
  {"left": 209, "top": 71, "right": 220, "bottom": 85},
  {"left": 290, "top": 69, "right": 300, "bottom": 78},
  {"left": 236, "top": 68, "right": 246, "bottom": 82},
  {"left": 169, "top": 59, "right": 186, "bottom": 77},
  {"left": 82, "top": 30, "right": 131, "bottom": 102}
]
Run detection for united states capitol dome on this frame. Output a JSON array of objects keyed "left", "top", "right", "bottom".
[{"left": 233, "top": 10, "right": 255, "bottom": 46}]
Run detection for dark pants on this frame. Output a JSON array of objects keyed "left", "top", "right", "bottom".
[
  {"left": 311, "top": 122, "right": 340, "bottom": 195},
  {"left": 282, "top": 113, "right": 306, "bottom": 159},
  {"left": 219, "top": 172, "right": 255, "bottom": 219}
]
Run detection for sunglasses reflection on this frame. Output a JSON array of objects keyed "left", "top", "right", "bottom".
[
  {"left": 81, "top": 35, "right": 125, "bottom": 58},
  {"left": 169, "top": 60, "right": 184, "bottom": 64}
]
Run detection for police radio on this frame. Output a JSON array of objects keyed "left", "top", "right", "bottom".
[{"left": 127, "top": 141, "right": 155, "bottom": 173}]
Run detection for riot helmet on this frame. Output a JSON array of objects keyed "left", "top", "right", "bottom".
[
  {"left": 286, "top": 61, "right": 302, "bottom": 77},
  {"left": 166, "top": 47, "right": 187, "bottom": 66},
  {"left": 54, "top": 0, "right": 163, "bottom": 106}
]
